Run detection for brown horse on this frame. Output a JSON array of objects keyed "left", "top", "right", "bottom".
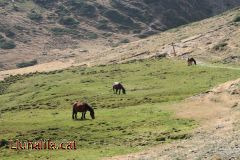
[
  {"left": 72, "top": 101, "right": 95, "bottom": 120},
  {"left": 187, "top": 58, "right": 197, "bottom": 66},
  {"left": 113, "top": 82, "right": 126, "bottom": 94}
]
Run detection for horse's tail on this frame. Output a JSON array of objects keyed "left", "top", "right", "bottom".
[{"left": 72, "top": 103, "right": 76, "bottom": 119}]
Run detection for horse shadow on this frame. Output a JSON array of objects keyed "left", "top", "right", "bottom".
[{"left": 74, "top": 118, "right": 92, "bottom": 121}]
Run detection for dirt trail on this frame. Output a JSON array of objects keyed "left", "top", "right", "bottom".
[
  {"left": 105, "top": 79, "right": 240, "bottom": 160},
  {"left": 0, "top": 59, "right": 83, "bottom": 81},
  {"left": 197, "top": 61, "right": 240, "bottom": 70}
]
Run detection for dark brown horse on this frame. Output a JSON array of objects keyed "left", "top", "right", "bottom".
[
  {"left": 72, "top": 101, "right": 95, "bottom": 120},
  {"left": 187, "top": 58, "right": 197, "bottom": 66},
  {"left": 113, "top": 82, "right": 126, "bottom": 94}
]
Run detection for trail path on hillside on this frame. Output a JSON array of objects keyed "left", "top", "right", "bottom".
[
  {"left": 105, "top": 78, "right": 240, "bottom": 160},
  {"left": 1, "top": 57, "right": 240, "bottom": 81},
  {"left": 197, "top": 61, "right": 240, "bottom": 70}
]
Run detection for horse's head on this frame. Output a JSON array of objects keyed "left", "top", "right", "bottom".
[
  {"left": 90, "top": 111, "right": 95, "bottom": 119},
  {"left": 88, "top": 105, "right": 95, "bottom": 119},
  {"left": 122, "top": 88, "right": 126, "bottom": 94}
]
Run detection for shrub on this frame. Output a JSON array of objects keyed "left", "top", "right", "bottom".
[
  {"left": 5, "top": 30, "right": 15, "bottom": 38},
  {"left": 85, "top": 32, "right": 98, "bottom": 39},
  {"left": 103, "top": 9, "right": 136, "bottom": 27},
  {"left": 0, "top": 39, "right": 16, "bottom": 49},
  {"left": 68, "top": 0, "right": 96, "bottom": 17},
  {"left": 50, "top": 27, "right": 80, "bottom": 36},
  {"left": 16, "top": 60, "right": 38, "bottom": 68},
  {"left": 27, "top": 11, "right": 43, "bottom": 22},
  {"left": 212, "top": 42, "right": 228, "bottom": 51},
  {"left": 56, "top": 5, "right": 70, "bottom": 16},
  {"left": 96, "top": 20, "right": 109, "bottom": 30},
  {"left": 33, "top": 0, "right": 55, "bottom": 8},
  {"left": 59, "top": 16, "right": 79, "bottom": 26},
  {"left": 120, "top": 38, "right": 130, "bottom": 43},
  {"left": 0, "top": 34, "right": 4, "bottom": 40},
  {"left": 233, "top": 15, "right": 240, "bottom": 22}
]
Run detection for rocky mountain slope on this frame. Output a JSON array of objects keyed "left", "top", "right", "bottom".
[{"left": 0, "top": 0, "right": 240, "bottom": 70}]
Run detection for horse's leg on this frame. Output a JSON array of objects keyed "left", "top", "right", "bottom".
[
  {"left": 118, "top": 89, "right": 121, "bottom": 94},
  {"left": 113, "top": 87, "right": 115, "bottom": 94},
  {"left": 84, "top": 112, "right": 86, "bottom": 119},
  {"left": 75, "top": 113, "right": 77, "bottom": 120},
  {"left": 72, "top": 108, "right": 76, "bottom": 120},
  {"left": 72, "top": 112, "right": 75, "bottom": 120},
  {"left": 81, "top": 112, "right": 84, "bottom": 120}
]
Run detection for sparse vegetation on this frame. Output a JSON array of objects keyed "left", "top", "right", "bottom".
[
  {"left": 111, "top": 0, "right": 153, "bottom": 23},
  {"left": 68, "top": 0, "right": 96, "bottom": 17},
  {"left": 85, "top": 32, "right": 98, "bottom": 39},
  {"left": 103, "top": 9, "right": 137, "bottom": 28},
  {"left": 4, "top": 30, "right": 15, "bottom": 38},
  {"left": 212, "top": 42, "right": 228, "bottom": 51},
  {"left": 27, "top": 11, "right": 43, "bottom": 22},
  {"left": 0, "top": 74, "right": 24, "bottom": 95},
  {"left": 120, "top": 38, "right": 130, "bottom": 43},
  {"left": 32, "top": 0, "right": 56, "bottom": 8},
  {"left": 96, "top": 19, "right": 110, "bottom": 30},
  {"left": 55, "top": 5, "right": 70, "bottom": 16},
  {"left": 16, "top": 59, "right": 38, "bottom": 68},
  {"left": 59, "top": 16, "right": 79, "bottom": 26},
  {"left": 50, "top": 27, "right": 80, "bottom": 36},
  {"left": 0, "top": 36, "right": 16, "bottom": 49},
  {"left": 233, "top": 15, "right": 240, "bottom": 22}
]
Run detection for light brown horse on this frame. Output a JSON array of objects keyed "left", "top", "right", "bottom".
[
  {"left": 187, "top": 58, "right": 197, "bottom": 66},
  {"left": 72, "top": 101, "right": 95, "bottom": 120},
  {"left": 113, "top": 82, "right": 126, "bottom": 94}
]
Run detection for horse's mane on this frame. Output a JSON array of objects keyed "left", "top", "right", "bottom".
[
  {"left": 73, "top": 101, "right": 79, "bottom": 107},
  {"left": 86, "top": 104, "right": 94, "bottom": 113},
  {"left": 121, "top": 85, "right": 125, "bottom": 91}
]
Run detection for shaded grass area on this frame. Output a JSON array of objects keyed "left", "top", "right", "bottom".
[{"left": 1, "top": 58, "right": 240, "bottom": 159}]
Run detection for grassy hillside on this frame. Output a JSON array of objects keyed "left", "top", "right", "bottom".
[{"left": 1, "top": 58, "right": 240, "bottom": 159}]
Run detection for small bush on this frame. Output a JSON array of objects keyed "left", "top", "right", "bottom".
[
  {"left": 233, "top": 15, "right": 240, "bottom": 22},
  {"left": 16, "top": 59, "right": 38, "bottom": 68},
  {"left": 120, "top": 38, "right": 130, "bottom": 43},
  {"left": 59, "top": 16, "right": 79, "bottom": 26},
  {"left": 5, "top": 30, "right": 15, "bottom": 38},
  {"left": 27, "top": 11, "right": 43, "bottom": 22},
  {"left": 0, "top": 39, "right": 16, "bottom": 49},
  {"left": 212, "top": 42, "right": 228, "bottom": 51},
  {"left": 50, "top": 27, "right": 80, "bottom": 36},
  {"left": 0, "top": 34, "right": 4, "bottom": 40},
  {"left": 56, "top": 5, "right": 70, "bottom": 16},
  {"left": 96, "top": 20, "right": 109, "bottom": 30},
  {"left": 85, "top": 32, "right": 98, "bottom": 39}
]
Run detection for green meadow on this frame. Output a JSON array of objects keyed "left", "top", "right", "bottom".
[{"left": 1, "top": 58, "right": 240, "bottom": 160}]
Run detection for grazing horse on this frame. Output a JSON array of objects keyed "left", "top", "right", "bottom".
[
  {"left": 113, "top": 82, "right": 126, "bottom": 94},
  {"left": 72, "top": 101, "right": 95, "bottom": 120},
  {"left": 187, "top": 58, "right": 197, "bottom": 66}
]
